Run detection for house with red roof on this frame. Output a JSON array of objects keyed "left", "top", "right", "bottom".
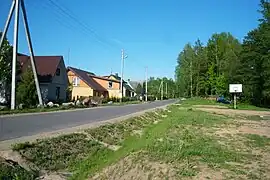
[{"left": 18, "top": 53, "right": 68, "bottom": 103}]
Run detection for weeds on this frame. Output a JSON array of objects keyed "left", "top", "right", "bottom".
[
  {"left": 13, "top": 133, "right": 108, "bottom": 170},
  {"left": 0, "top": 157, "right": 38, "bottom": 180},
  {"left": 9, "top": 103, "right": 270, "bottom": 180},
  {"left": 245, "top": 134, "right": 270, "bottom": 148}
]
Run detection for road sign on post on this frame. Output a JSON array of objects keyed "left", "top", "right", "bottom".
[{"left": 229, "top": 84, "right": 242, "bottom": 109}]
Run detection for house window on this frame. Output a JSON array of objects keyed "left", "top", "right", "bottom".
[
  {"left": 56, "top": 87, "right": 60, "bottom": 100},
  {"left": 108, "top": 81, "right": 113, "bottom": 89},
  {"left": 72, "top": 77, "right": 80, "bottom": 86},
  {"left": 56, "top": 68, "right": 60, "bottom": 76}
]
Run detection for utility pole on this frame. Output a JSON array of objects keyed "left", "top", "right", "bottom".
[
  {"left": 0, "top": 0, "right": 43, "bottom": 109},
  {"left": 145, "top": 66, "right": 148, "bottom": 102},
  {"left": 190, "top": 58, "right": 193, "bottom": 98},
  {"left": 161, "top": 80, "right": 164, "bottom": 100},
  {"left": 11, "top": 0, "right": 19, "bottom": 110},
  {"left": 166, "top": 82, "right": 168, "bottom": 98},
  {"left": 120, "top": 49, "right": 127, "bottom": 102}
]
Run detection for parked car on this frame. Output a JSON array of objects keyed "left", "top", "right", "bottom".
[{"left": 216, "top": 96, "right": 231, "bottom": 104}]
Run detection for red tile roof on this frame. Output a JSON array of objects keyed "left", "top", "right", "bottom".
[
  {"left": 67, "top": 67, "right": 107, "bottom": 92},
  {"left": 18, "top": 54, "right": 62, "bottom": 77}
]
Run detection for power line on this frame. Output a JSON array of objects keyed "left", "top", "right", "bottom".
[{"left": 46, "top": 0, "right": 118, "bottom": 49}]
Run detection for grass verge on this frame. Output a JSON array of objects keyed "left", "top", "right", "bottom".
[{"left": 7, "top": 102, "right": 270, "bottom": 179}]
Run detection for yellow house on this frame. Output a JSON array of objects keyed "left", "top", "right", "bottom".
[
  {"left": 67, "top": 67, "right": 108, "bottom": 100},
  {"left": 67, "top": 67, "right": 122, "bottom": 100}
]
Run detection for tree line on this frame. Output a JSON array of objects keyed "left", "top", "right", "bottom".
[
  {"left": 135, "top": 77, "right": 177, "bottom": 100},
  {"left": 175, "top": 0, "right": 270, "bottom": 107}
]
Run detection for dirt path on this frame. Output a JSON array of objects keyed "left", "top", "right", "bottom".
[{"left": 195, "top": 105, "right": 270, "bottom": 116}]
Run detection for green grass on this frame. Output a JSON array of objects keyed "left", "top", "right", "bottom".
[
  {"left": 229, "top": 103, "right": 270, "bottom": 111},
  {"left": 144, "top": 107, "right": 243, "bottom": 174},
  {"left": 0, "top": 101, "right": 141, "bottom": 115},
  {"left": 10, "top": 103, "right": 268, "bottom": 179},
  {"left": 0, "top": 106, "right": 80, "bottom": 115},
  {"left": 0, "top": 157, "right": 38, "bottom": 180},
  {"left": 12, "top": 133, "right": 110, "bottom": 171},
  {"left": 244, "top": 134, "right": 270, "bottom": 148}
]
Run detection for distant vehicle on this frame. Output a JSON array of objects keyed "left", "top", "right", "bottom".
[{"left": 216, "top": 96, "right": 231, "bottom": 104}]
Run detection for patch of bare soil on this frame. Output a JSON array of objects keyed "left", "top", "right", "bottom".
[
  {"left": 193, "top": 165, "right": 228, "bottom": 180},
  {"left": 196, "top": 107, "right": 270, "bottom": 117},
  {"left": 91, "top": 155, "right": 177, "bottom": 180},
  {"left": 193, "top": 105, "right": 229, "bottom": 109},
  {"left": 201, "top": 110, "right": 270, "bottom": 179}
]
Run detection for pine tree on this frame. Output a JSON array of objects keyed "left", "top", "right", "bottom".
[{"left": 16, "top": 68, "right": 38, "bottom": 108}]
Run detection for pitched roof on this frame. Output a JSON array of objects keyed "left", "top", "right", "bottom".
[
  {"left": 129, "top": 81, "right": 140, "bottom": 89},
  {"left": 18, "top": 54, "right": 62, "bottom": 76},
  {"left": 104, "top": 74, "right": 126, "bottom": 83},
  {"left": 92, "top": 75, "right": 120, "bottom": 83},
  {"left": 67, "top": 67, "right": 107, "bottom": 92},
  {"left": 124, "top": 83, "right": 134, "bottom": 92}
]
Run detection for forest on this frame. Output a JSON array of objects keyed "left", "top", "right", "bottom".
[{"left": 175, "top": 0, "right": 270, "bottom": 107}]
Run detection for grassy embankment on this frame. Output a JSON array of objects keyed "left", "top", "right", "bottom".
[{"left": 1, "top": 98, "right": 270, "bottom": 179}]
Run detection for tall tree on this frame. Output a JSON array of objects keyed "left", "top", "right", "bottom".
[
  {"left": 175, "top": 43, "right": 195, "bottom": 97},
  {"left": 236, "top": 0, "right": 270, "bottom": 106},
  {"left": 0, "top": 32, "right": 13, "bottom": 104}
]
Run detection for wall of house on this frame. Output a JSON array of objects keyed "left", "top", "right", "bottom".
[
  {"left": 72, "top": 87, "right": 93, "bottom": 100},
  {"left": 67, "top": 70, "right": 94, "bottom": 100},
  {"left": 92, "top": 77, "right": 120, "bottom": 98},
  {"left": 47, "top": 58, "right": 68, "bottom": 102},
  {"left": 92, "top": 77, "right": 120, "bottom": 90}
]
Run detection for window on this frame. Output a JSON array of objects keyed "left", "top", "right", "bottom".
[
  {"left": 72, "top": 77, "right": 80, "bottom": 86},
  {"left": 56, "top": 87, "right": 60, "bottom": 100},
  {"left": 108, "top": 81, "right": 113, "bottom": 89},
  {"left": 56, "top": 68, "right": 60, "bottom": 76}
]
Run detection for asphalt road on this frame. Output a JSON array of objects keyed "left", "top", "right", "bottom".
[{"left": 0, "top": 100, "right": 175, "bottom": 141}]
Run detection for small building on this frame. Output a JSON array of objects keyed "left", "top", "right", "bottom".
[
  {"left": 67, "top": 67, "right": 108, "bottom": 100},
  {"left": 104, "top": 74, "right": 136, "bottom": 97},
  {"left": 18, "top": 54, "right": 68, "bottom": 103},
  {"left": 90, "top": 75, "right": 121, "bottom": 98}
]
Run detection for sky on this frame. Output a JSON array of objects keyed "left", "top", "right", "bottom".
[{"left": 0, "top": 0, "right": 261, "bottom": 81}]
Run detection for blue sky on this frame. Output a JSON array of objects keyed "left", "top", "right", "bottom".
[{"left": 0, "top": 0, "right": 261, "bottom": 81}]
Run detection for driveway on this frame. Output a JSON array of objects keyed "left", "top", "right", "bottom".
[{"left": 0, "top": 100, "right": 175, "bottom": 141}]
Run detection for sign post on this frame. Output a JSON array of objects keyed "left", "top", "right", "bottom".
[
  {"left": 229, "top": 84, "right": 242, "bottom": 109},
  {"left": 234, "top": 93, "right": 236, "bottom": 109}
]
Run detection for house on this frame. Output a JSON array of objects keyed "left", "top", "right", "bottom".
[
  {"left": 90, "top": 75, "right": 121, "bottom": 98},
  {"left": 66, "top": 67, "right": 108, "bottom": 100},
  {"left": 18, "top": 54, "right": 68, "bottom": 103},
  {"left": 104, "top": 73, "right": 136, "bottom": 97}
]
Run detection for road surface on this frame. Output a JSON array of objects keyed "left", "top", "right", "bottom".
[{"left": 0, "top": 100, "right": 175, "bottom": 141}]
